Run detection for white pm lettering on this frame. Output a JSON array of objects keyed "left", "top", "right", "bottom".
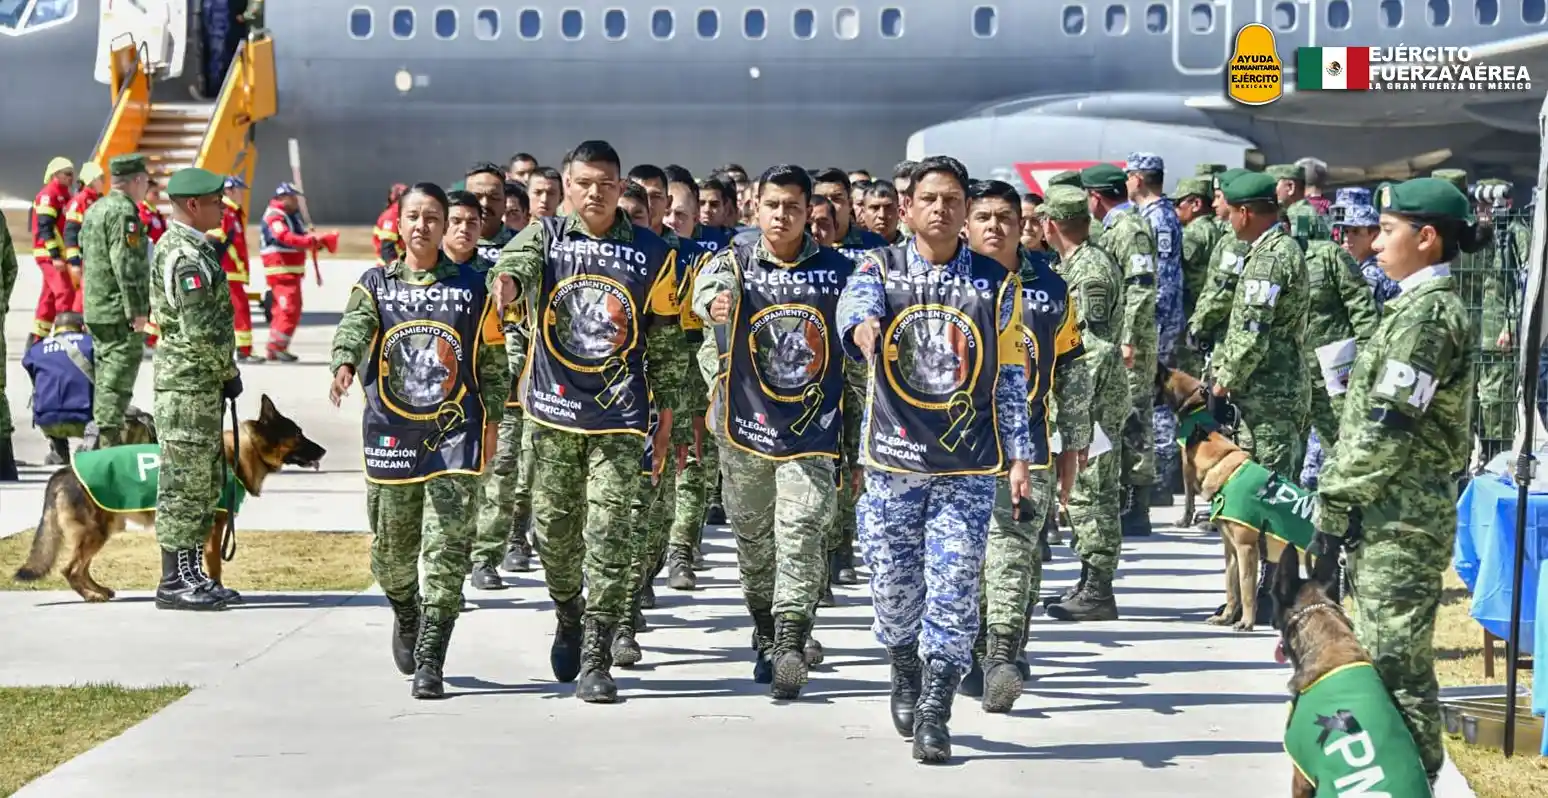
[
  {"left": 1373, "top": 360, "right": 1438, "bottom": 410},
  {"left": 136, "top": 451, "right": 161, "bottom": 481},
  {"left": 1243, "top": 279, "right": 1282, "bottom": 307},
  {"left": 1323, "top": 730, "right": 1391, "bottom": 797}
]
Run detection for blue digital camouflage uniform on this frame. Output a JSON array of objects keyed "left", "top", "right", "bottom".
[
  {"left": 837, "top": 239, "right": 1030, "bottom": 671},
  {"left": 1127, "top": 153, "right": 1185, "bottom": 494},
  {"left": 827, "top": 223, "right": 888, "bottom": 573}
]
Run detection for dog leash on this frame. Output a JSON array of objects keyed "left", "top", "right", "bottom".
[{"left": 220, "top": 396, "right": 240, "bottom": 562}]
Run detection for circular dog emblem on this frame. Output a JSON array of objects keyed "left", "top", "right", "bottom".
[
  {"left": 380, "top": 321, "right": 465, "bottom": 419},
  {"left": 544, "top": 275, "right": 636, "bottom": 371},
  {"left": 748, "top": 306, "right": 828, "bottom": 396},
  {"left": 883, "top": 307, "right": 982, "bottom": 409}
]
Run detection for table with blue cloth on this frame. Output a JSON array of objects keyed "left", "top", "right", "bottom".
[{"left": 1454, "top": 473, "right": 1547, "bottom": 754}]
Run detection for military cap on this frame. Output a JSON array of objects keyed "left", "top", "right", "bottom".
[
  {"left": 1079, "top": 163, "right": 1127, "bottom": 191},
  {"left": 109, "top": 154, "right": 147, "bottom": 177},
  {"left": 1195, "top": 163, "right": 1228, "bottom": 177},
  {"left": 79, "top": 162, "right": 104, "bottom": 186},
  {"left": 1376, "top": 178, "right": 1475, "bottom": 224},
  {"left": 1221, "top": 172, "right": 1279, "bottom": 205},
  {"left": 1332, "top": 204, "right": 1379, "bottom": 228},
  {"left": 1334, "top": 187, "right": 1372, "bottom": 207},
  {"left": 1429, "top": 168, "right": 1468, "bottom": 191},
  {"left": 1266, "top": 164, "right": 1305, "bottom": 183},
  {"left": 1125, "top": 152, "right": 1164, "bottom": 173},
  {"left": 224, "top": 175, "right": 248, "bottom": 190},
  {"left": 44, "top": 156, "right": 73, "bottom": 182},
  {"left": 1174, "top": 177, "right": 1213, "bottom": 200},
  {"left": 166, "top": 167, "right": 226, "bottom": 198},
  {"left": 1047, "top": 170, "right": 1082, "bottom": 189},
  {"left": 1215, "top": 167, "right": 1251, "bottom": 192},
  {"left": 274, "top": 180, "right": 305, "bottom": 197},
  {"left": 1036, "top": 186, "right": 1090, "bottom": 221}
]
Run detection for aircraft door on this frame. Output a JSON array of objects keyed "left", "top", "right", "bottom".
[
  {"left": 94, "top": 0, "right": 189, "bottom": 84},
  {"left": 1171, "top": 0, "right": 1252, "bottom": 75}
]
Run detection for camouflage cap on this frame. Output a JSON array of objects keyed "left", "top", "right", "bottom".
[
  {"left": 1266, "top": 164, "right": 1305, "bottom": 182},
  {"left": 1334, "top": 187, "right": 1372, "bottom": 207},
  {"left": 1377, "top": 178, "right": 1475, "bottom": 224},
  {"left": 1332, "top": 204, "right": 1379, "bottom": 228},
  {"left": 1047, "top": 170, "right": 1083, "bottom": 189},
  {"left": 165, "top": 167, "right": 226, "bottom": 198},
  {"left": 1079, "top": 163, "right": 1127, "bottom": 191},
  {"left": 1195, "top": 163, "right": 1228, "bottom": 177},
  {"left": 1429, "top": 168, "right": 1468, "bottom": 191},
  {"left": 1036, "top": 185, "right": 1090, "bottom": 220},
  {"left": 109, "top": 154, "right": 147, "bottom": 178},
  {"left": 1221, "top": 172, "right": 1279, "bottom": 205},
  {"left": 1125, "top": 152, "right": 1164, "bottom": 172},
  {"left": 1174, "top": 177, "right": 1213, "bottom": 200}
]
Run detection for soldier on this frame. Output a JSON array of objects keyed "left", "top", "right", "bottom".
[
  {"left": 259, "top": 182, "right": 338, "bottom": 361},
  {"left": 861, "top": 180, "right": 906, "bottom": 245},
  {"left": 148, "top": 167, "right": 245, "bottom": 611},
  {"left": 21, "top": 312, "right": 95, "bottom": 465},
  {"left": 692, "top": 164, "right": 853, "bottom": 698},
  {"left": 1295, "top": 157, "right": 1333, "bottom": 217},
  {"left": 1081, "top": 163, "right": 1159, "bottom": 536},
  {"left": 372, "top": 183, "right": 409, "bottom": 267},
  {"left": 1174, "top": 177, "right": 1223, "bottom": 380},
  {"left": 960, "top": 180, "right": 1091, "bottom": 710},
  {"left": 1332, "top": 188, "right": 1401, "bottom": 311},
  {"left": 442, "top": 191, "right": 490, "bottom": 270},
  {"left": 504, "top": 180, "right": 531, "bottom": 232},
  {"left": 1186, "top": 168, "right": 1253, "bottom": 361},
  {"left": 79, "top": 154, "right": 153, "bottom": 450},
  {"left": 0, "top": 208, "right": 17, "bottom": 480},
  {"left": 1124, "top": 153, "right": 1186, "bottom": 506},
  {"left": 526, "top": 167, "right": 564, "bottom": 218},
  {"left": 488, "top": 140, "right": 682, "bottom": 704},
  {"left": 29, "top": 157, "right": 75, "bottom": 345},
  {"left": 507, "top": 153, "right": 538, "bottom": 183},
  {"left": 62, "top": 162, "right": 105, "bottom": 301},
  {"left": 838, "top": 155, "right": 1031, "bottom": 763},
  {"left": 1313, "top": 178, "right": 1480, "bottom": 786},
  {"left": 330, "top": 182, "right": 507, "bottom": 699},
  {"left": 1268, "top": 164, "right": 1325, "bottom": 234},
  {"left": 892, "top": 160, "right": 918, "bottom": 232}
]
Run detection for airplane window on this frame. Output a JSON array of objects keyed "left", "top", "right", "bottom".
[
  {"left": 745, "top": 8, "right": 766, "bottom": 38},
  {"left": 604, "top": 9, "right": 626, "bottom": 39},
  {"left": 434, "top": 8, "right": 457, "bottom": 39},
  {"left": 1475, "top": 0, "right": 1498, "bottom": 24},
  {"left": 1380, "top": 0, "right": 1403, "bottom": 27},
  {"left": 1427, "top": 0, "right": 1451, "bottom": 24},
  {"left": 1527, "top": 0, "right": 1546, "bottom": 23},
  {"left": 652, "top": 9, "right": 674, "bottom": 38},
  {"left": 562, "top": 8, "right": 582, "bottom": 39},
  {"left": 26, "top": 0, "right": 75, "bottom": 29},
  {"left": 1189, "top": 2, "right": 1213, "bottom": 33},
  {"left": 348, "top": 7, "right": 373, "bottom": 39},
  {"left": 0, "top": 0, "right": 27, "bottom": 32},
  {"left": 793, "top": 8, "right": 815, "bottom": 38},
  {"left": 1327, "top": 0, "right": 1351, "bottom": 28},
  {"left": 1145, "top": 3, "right": 1168, "bottom": 32},
  {"left": 697, "top": 8, "right": 719, "bottom": 38},
  {"left": 835, "top": 7, "right": 859, "bottom": 39},
  {"left": 519, "top": 8, "right": 541, "bottom": 38},
  {"left": 1064, "top": 5, "right": 1086, "bottom": 34},
  {"left": 474, "top": 9, "right": 499, "bottom": 39},
  {"left": 1103, "top": 5, "right": 1125, "bottom": 34},
  {"left": 391, "top": 8, "right": 415, "bottom": 39},
  {"left": 1272, "top": 1, "right": 1295, "bottom": 29},
  {"left": 881, "top": 7, "right": 903, "bottom": 37},
  {"left": 972, "top": 6, "right": 997, "bottom": 37}
]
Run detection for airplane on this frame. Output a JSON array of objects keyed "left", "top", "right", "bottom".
[{"left": 4, "top": 0, "right": 1547, "bottom": 223}]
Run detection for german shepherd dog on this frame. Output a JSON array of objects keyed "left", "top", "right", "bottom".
[{"left": 13, "top": 395, "right": 326, "bottom": 602}]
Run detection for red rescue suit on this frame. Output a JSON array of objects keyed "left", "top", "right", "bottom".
[
  {"left": 139, "top": 201, "right": 169, "bottom": 348},
  {"left": 59, "top": 186, "right": 101, "bottom": 316},
  {"left": 372, "top": 202, "right": 401, "bottom": 267},
  {"left": 29, "top": 178, "right": 74, "bottom": 338},
  {"left": 260, "top": 199, "right": 335, "bottom": 357},
  {"left": 210, "top": 196, "right": 255, "bottom": 356}
]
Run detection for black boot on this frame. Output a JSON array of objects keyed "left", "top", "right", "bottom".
[
  {"left": 154, "top": 548, "right": 229, "bottom": 610},
  {"left": 887, "top": 643, "right": 923, "bottom": 737},
  {"left": 704, "top": 501, "right": 726, "bottom": 526},
  {"left": 1255, "top": 559, "right": 1277, "bottom": 627},
  {"left": 612, "top": 592, "right": 644, "bottom": 667},
  {"left": 750, "top": 605, "right": 776, "bottom": 684},
  {"left": 640, "top": 577, "right": 657, "bottom": 610},
  {"left": 803, "top": 634, "right": 824, "bottom": 666},
  {"left": 551, "top": 595, "right": 585, "bottom": 683},
  {"left": 770, "top": 614, "right": 812, "bottom": 700},
  {"left": 912, "top": 658, "right": 961, "bottom": 764},
  {"left": 470, "top": 563, "right": 506, "bottom": 590},
  {"left": 44, "top": 436, "right": 69, "bottom": 466},
  {"left": 500, "top": 514, "right": 533, "bottom": 572},
  {"left": 958, "top": 625, "right": 985, "bottom": 699},
  {"left": 692, "top": 545, "right": 709, "bottom": 571},
  {"left": 1121, "top": 485, "right": 1153, "bottom": 537},
  {"left": 388, "top": 597, "right": 419, "bottom": 675},
  {"left": 980, "top": 624, "right": 1023, "bottom": 713},
  {"left": 817, "top": 581, "right": 836, "bottom": 608},
  {"left": 666, "top": 545, "right": 696, "bottom": 590},
  {"left": 834, "top": 548, "right": 858, "bottom": 585},
  {"left": 0, "top": 437, "right": 17, "bottom": 482},
  {"left": 576, "top": 617, "right": 619, "bottom": 703},
  {"left": 1043, "top": 562, "right": 1088, "bottom": 607},
  {"left": 411, "top": 612, "right": 454, "bottom": 699},
  {"left": 1047, "top": 569, "right": 1118, "bottom": 622}
]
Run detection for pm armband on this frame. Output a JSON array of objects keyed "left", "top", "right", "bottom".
[
  {"left": 1125, "top": 274, "right": 1155, "bottom": 287},
  {"left": 1366, "top": 407, "right": 1416, "bottom": 430}
]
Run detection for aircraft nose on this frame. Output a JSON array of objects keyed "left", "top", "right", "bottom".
[{"left": 905, "top": 130, "right": 927, "bottom": 162}]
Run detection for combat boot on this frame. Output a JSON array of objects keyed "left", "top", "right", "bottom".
[
  {"left": 834, "top": 548, "right": 859, "bottom": 585},
  {"left": 980, "top": 624, "right": 1024, "bottom": 713},
  {"left": 501, "top": 514, "right": 533, "bottom": 572},
  {"left": 1042, "top": 561, "right": 1088, "bottom": 608},
  {"left": 0, "top": 437, "right": 17, "bottom": 482},
  {"left": 666, "top": 545, "right": 696, "bottom": 590},
  {"left": 1121, "top": 486, "right": 1153, "bottom": 537},
  {"left": 803, "top": 634, "right": 824, "bottom": 666},
  {"left": 470, "top": 563, "right": 505, "bottom": 590},
  {"left": 640, "top": 579, "right": 657, "bottom": 610},
  {"left": 1046, "top": 569, "right": 1118, "bottom": 622},
  {"left": 912, "top": 658, "right": 961, "bottom": 764},
  {"left": 750, "top": 605, "right": 776, "bottom": 684},
  {"left": 704, "top": 501, "right": 726, "bottom": 526},
  {"left": 411, "top": 612, "right": 455, "bottom": 699},
  {"left": 43, "top": 436, "right": 69, "bottom": 466},
  {"left": 155, "top": 548, "right": 230, "bottom": 611},
  {"left": 817, "top": 581, "right": 836, "bottom": 608},
  {"left": 1254, "top": 559, "right": 1276, "bottom": 627},
  {"left": 551, "top": 595, "right": 585, "bottom": 683},
  {"left": 958, "top": 625, "right": 986, "bottom": 699},
  {"left": 886, "top": 643, "right": 923, "bottom": 737},
  {"left": 575, "top": 617, "right": 619, "bottom": 703},
  {"left": 770, "top": 614, "right": 812, "bottom": 700},
  {"left": 692, "top": 545, "right": 709, "bottom": 571},
  {"left": 388, "top": 596, "right": 419, "bottom": 675},
  {"left": 612, "top": 591, "right": 644, "bottom": 667}
]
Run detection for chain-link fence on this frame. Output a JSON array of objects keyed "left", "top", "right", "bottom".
[{"left": 1452, "top": 206, "right": 1533, "bottom": 467}]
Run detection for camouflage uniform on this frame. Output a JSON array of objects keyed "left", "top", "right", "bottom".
[
  {"left": 80, "top": 156, "right": 152, "bottom": 448},
  {"left": 1299, "top": 239, "right": 1378, "bottom": 458},
  {"left": 0, "top": 210, "right": 17, "bottom": 451},
  {"left": 1316, "top": 177, "right": 1478, "bottom": 783},
  {"left": 1127, "top": 154, "right": 1185, "bottom": 502},
  {"left": 1175, "top": 178, "right": 1222, "bottom": 379},
  {"left": 1186, "top": 168, "right": 1253, "bottom": 359},
  {"left": 1091, "top": 192, "right": 1158, "bottom": 499}
]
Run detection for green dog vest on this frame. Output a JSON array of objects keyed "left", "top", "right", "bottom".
[
  {"left": 1209, "top": 460, "right": 1316, "bottom": 551},
  {"left": 72, "top": 444, "right": 246, "bottom": 514},
  {"left": 1284, "top": 662, "right": 1432, "bottom": 797}
]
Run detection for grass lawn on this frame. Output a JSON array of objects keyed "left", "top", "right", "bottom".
[
  {"left": 0, "top": 684, "right": 189, "bottom": 797},
  {"left": 1431, "top": 570, "right": 1546, "bottom": 797},
  {"left": 1, "top": 529, "right": 374, "bottom": 593}
]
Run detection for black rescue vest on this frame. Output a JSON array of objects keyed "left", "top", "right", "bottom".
[
  {"left": 523, "top": 216, "right": 673, "bottom": 435},
  {"left": 1020, "top": 256, "right": 1075, "bottom": 468},
  {"left": 358, "top": 265, "right": 490, "bottom": 483},
  {"left": 864, "top": 247, "right": 1010, "bottom": 476},
  {"left": 723, "top": 241, "right": 854, "bottom": 460}
]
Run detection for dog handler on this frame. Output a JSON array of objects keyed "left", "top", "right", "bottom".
[
  {"left": 329, "top": 182, "right": 507, "bottom": 699},
  {"left": 1313, "top": 177, "right": 1479, "bottom": 785}
]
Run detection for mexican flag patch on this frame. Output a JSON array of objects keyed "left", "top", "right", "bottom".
[
  {"left": 376, "top": 435, "right": 399, "bottom": 447},
  {"left": 181, "top": 274, "right": 204, "bottom": 291}
]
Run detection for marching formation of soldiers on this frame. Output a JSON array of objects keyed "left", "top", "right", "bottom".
[{"left": 0, "top": 144, "right": 1516, "bottom": 777}]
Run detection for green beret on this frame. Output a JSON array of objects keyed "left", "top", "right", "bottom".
[
  {"left": 1036, "top": 186, "right": 1090, "bottom": 221},
  {"left": 1047, "top": 170, "right": 1082, "bottom": 189},
  {"left": 1266, "top": 164, "right": 1305, "bottom": 182},
  {"left": 1429, "top": 168, "right": 1468, "bottom": 191},
  {"left": 1214, "top": 167, "right": 1251, "bottom": 192},
  {"left": 109, "top": 154, "right": 147, "bottom": 177},
  {"left": 1174, "top": 178, "right": 1213, "bottom": 200},
  {"left": 165, "top": 167, "right": 225, "bottom": 198},
  {"left": 1222, "top": 172, "right": 1279, "bottom": 205},
  {"left": 1377, "top": 178, "right": 1476, "bottom": 225},
  {"left": 1079, "top": 163, "right": 1127, "bottom": 191},
  {"left": 1195, "top": 163, "right": 1227, "bottom": 177}
]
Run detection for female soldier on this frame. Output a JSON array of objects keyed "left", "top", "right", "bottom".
[
  {"left": 328, "top": 183, "right": 508, "bottom": 699},
  {"left": 1314, "top": 177, "right": 1480, "bottom": 785}
]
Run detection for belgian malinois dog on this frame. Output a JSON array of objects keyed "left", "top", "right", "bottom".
[{"left": 13, "top": 395, "right": 326, "bottom": 602}]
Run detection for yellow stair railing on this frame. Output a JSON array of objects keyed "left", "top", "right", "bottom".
[
  {"left": 90, "top": 35, "right": 153, "bottom": 190},
  {"left": 195, "top": 34, "right": 277, "bottom": 211}
]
